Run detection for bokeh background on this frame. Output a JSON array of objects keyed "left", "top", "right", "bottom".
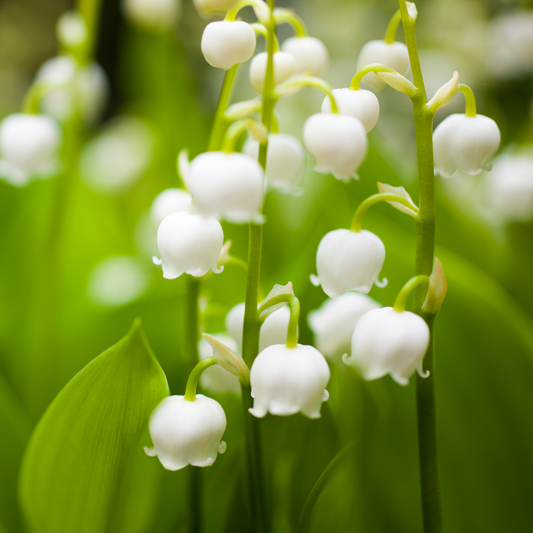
[{"left": 0, "top": 0, "right": 532, "bottom": 532}]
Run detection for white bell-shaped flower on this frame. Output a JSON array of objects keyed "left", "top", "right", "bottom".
[
  {"left": 356, "top": 40, "right": 410, "bottom": 91},
  {"left": 314, "top": 229, "right": 386, "bottom": 298},
  {"left": 0, "top": 113, "right": 62, "bottom": 186},
  {"left": 145, "top": 394, "right": 227, "bottom": 471},
  {"left": 249, "top": 344, "right": 330, "bottom": 418},
  {"left": 433, "top": 114, "right": 501, "bottom": 177},
  {"left": 303, "top": 113, "right": 368, "bottom": 182},
  {"left": 188, "top": 151, "right": 264, "bottom": 223},
  {"left": 345, "top": 307, "right": 430, "bottom": 386},
  {"left": 122, "top": 0, "right": 181, "bottom": 31},
  {"left": 486, "top": 150, "right": 533, "bottom": 223},
  {"left": 201, "top": 21, "right": 256, "bottom": 70},
  {"left": 308, "top": 293, "right": 381, "bottom": 359},
  {"left": 225, "top": 303, "right": 291, "bottom": 354},
  {"left": 243, "top": 133, "right": 304, "bottom": 193},
  {"left": 193, "top": 0, "right": 238, "bottom": 15},
  {"left": 155, "top": 211, "right": 224, "bottom": 279},
  {"left": 198, "top": 334, "right": 241, "bottom": 395},
  {"left": 36, "top": 56, "right": 109, "bottom": 126},
  {"left": 150, "top": 188, "right": 192, "bottom": 226},
  {"left": 249, "top": 51, "right": 297, "bottom": 93},
  {"left": 321, "top": 88, "right": 380, "bottom": 133},
  {"left": 281, "top": 36, "right": 328, "bottom": 76}
]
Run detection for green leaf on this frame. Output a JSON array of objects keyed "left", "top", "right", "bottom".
[{"left": 19, "top": 319, "right": 169, "bottom": 533}]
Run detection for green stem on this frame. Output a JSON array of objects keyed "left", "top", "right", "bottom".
[
  {"left": 77, "top": 0, "right": 103, "bottom": 63},
  {"left": 184, "top": 357, "right": 217, "bottom": 401},
  {"left": 208, "top": 65, "right": 240, "bottom": 152},
  {"left": 398, "top": 2, "right": 442, "bottom": 532},
  {"left": 349, "top": 63, "right": 401, "bottom": 90},
  {"left": 384, "top": 9, "right": 402, "bottom": 44},
  {"left": 274, "top": 75, "right": 338, "bottom": 112},
  {"left": 393, "top": 275, "right": 429, "bottom": 312},
  {"left": 458, "top": 84, "right": 477, "bottom": 117},
  {"left": 286, "top": 297, "right": 300, "bottom": 348},
  {"left": 272, "top": 7, "right": 307, "bottom": 37},
  {"left": 350, "top": 193, "right": 418, "bottom": 232},
  {"left": 252, "top": 24, "right": 280, "bottom": 51},
  {"left": 185, "top": 278, "right": 201, "bottom": 373}
]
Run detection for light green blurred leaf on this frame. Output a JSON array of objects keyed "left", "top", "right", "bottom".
[{"left": 19, "top": 319, "right": 169, "bottom": 533}]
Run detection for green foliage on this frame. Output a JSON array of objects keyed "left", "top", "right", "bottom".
[{"left": 18, "top": 320, "right": 169, "bottom": 533}]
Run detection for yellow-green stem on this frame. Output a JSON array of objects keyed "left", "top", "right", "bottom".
[
  {"left": 349, "top": 63, "right": 400, "bottom": 90},
  {"left": 273, "top": 7, "right": 307, "bottom": 37},
  {"left": 384, "top": 9, "right": 402, "bottom": 44},
  {"left": 458, "top": 84, "right": 477, "bottom": 117},
  {"left": 184, "top": 357, "right": 217, "bottom": 401},
  {"left": 393, "top": 275, "right": 429, "bottom": 312}
]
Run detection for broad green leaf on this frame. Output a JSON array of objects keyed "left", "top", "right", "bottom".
[{"left": 19, "top": 319, "right": 169, "bottom": 533}]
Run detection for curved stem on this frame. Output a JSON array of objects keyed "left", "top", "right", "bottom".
[
  {"left": 184, "top": 357, "right": 217, "bottom": 401},
  {"left": 398, "top": 2, "right": 442, "bottom": 532},
  {"left": 350, "top": 193, "right": 418, "bottom": 232},
  {"left": 273, "top": 7, "right": 307, "bottom": 37},
  {"left": 458, "top": 84, "right": 477, "bottom": 117},
  {"left": 349, "top": 63, "right": 401, "bottom": 90},
  {"left": 393, "top": 275, "right": 430, "bottom": 312},
  {"left": 275, "top": 75, "right": 338, "bottom": 112},
  {"left": 286, "top": 297, "right": 300, "bottom": 348},
  {"left": 252, "top": 24, "right": 280, "bottom": 51},
  {"left": 384, "top": 9, "right": 402, "bottom": 44},
  {"left": 222, "top": 118, "right": 256, "bottom": 152},
  {"left": 208, "top": 65, "right": 240, "bottom": 152}
]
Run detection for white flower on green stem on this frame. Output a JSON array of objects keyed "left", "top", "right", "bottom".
[
  {"left": 356, "top": 40, "right": 410, "bottom": 91},
  {"left": 302, "top": 113, "right": 368, "bottom": 181},
  {"left": 344, "top": 307, "right": 430, "bottom": 386},
  {"left": 154, "top": 211, "right": 224, "bottom": 279},
  {"left": 187, "top": 151, "right": 264, "bottom": 223},
  {"left": 122, "top": 0, "right": 181, "bottom": 31},
  {"left": 433, "top": 114, "right": 501, "bottom": 177},
  {"left": 308, "top": 293, "right": 381, "bottom": 359},
  {"left": 150, "top": 188, "right": 192, "bottom": 226},
  {"left": 243, "top": 133, "right": 304, "bottom": 194},
  {"left": 248, "top": 344, "right": 330, "bottom": 419},
  {"left": 249, "top": 52, "right": 297, "bottom": 93},
  {"left": 0, "top": 113, "right": 62, "bottom": 186},
  {"left": 145, "top": 395, "right": 227, "bottom": 471},
  {"left": 193, "top": 0, "right": 238, "bottom": 15},
  {"left": 281, "top": 36, "right": 328, "bottom": 76},
  {"left": 201, "top": 21, "right": 256, "bottom": 70},
  {"left": 312, "top": 229, "right": 386, "bottom": 298},
  {"left": 321, "top": 88, "right": 380, "bottom": 133}
]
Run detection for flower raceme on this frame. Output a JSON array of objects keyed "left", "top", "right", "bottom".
[
  {"left": 303, "top": 113, "right": 368, "bottom": 181},
  {"left": 249, "top": 52, "right": 297, "bottom": 93},
  {"left": 145, "top": 395, "right": 227, "bottom": 471},
  {"left": 344, "top": 307, "right": 430, "bottom": 386},
  {"left": 281, "top": 36, "right": 328, "bottom": 76}
]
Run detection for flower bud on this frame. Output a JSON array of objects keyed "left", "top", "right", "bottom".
[
  {"left": 0, "top": 113, "right": 62, "bottom": 186},
  {"left": 302, "top": 113, "right": 368, "bottom": 181},
  {"left": 249, "top": 51, "right": 297, "bottom": 93},
  {"left": 433, "top": 114, "right": 501, "bottom": 177},
  {"left": 198, "top": 334, "right": 241, "bottom": 395},
  {"left": 249, "top": 344, "right": 330, "bottom": 418},
  {"left": 321, "top": 88, "right": 380, "bottom": 133},
  {"left": 243, "top": 133, "right": 304, "bottom": 193},
  {"left": 145, "top": 394, "right": 227, "bottom": 471},
  {"left": 36, "top": 56, "right": 109, "bottom": 126},
  {"left": 308, "top": 293, "right": 381, "bottom": 358},
  {"left": 356, "top": 40, "right": 410, "bottom": 91},
  {"left": 155, "top": 211, "right": 224, "bottom": 279},
  {"left": 193, "top": 0, "right": 238, "bottom": 15},
  {"left": 281, "top": 36, "right": 328, "bottom": 76},
  {"left": 225, "top": 303, "right": 291, "bottom": 354},
  {"left": 314, "top": 229, "right": 385, "bottom": 298},
  {"left": 188, "top": 152, "right": 264, "bottom": 223},
  {"left": 201, "top": 21, "right": 256, "bottom": 70},
  {"left": 122, "top": 0, "right": 181, "bottom": 31},
  {"left": 150, "top": 188, "right": 192, "bottom": 226},
  {"left": 345, "top": 307, "right": 430, "bottom": 386}
]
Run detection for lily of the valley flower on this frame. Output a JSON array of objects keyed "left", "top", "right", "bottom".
[
  {"left": 356, "top": 40, "right": 410, "bottom": 91},
  {"left": 313, "top": 228, "right": 386, "bottom": 298},
  {"left": 433, "top": 113, "right": 501, "bottom": 177},
  {"left": 150, "top": 188, "right": 192, "bottom": 226},
  {"left": 249, "top": 51, "right": 297, "bottom": 93},
  {"left": 0, "top": 113, "right": 62, "bottom": 186},
  {"left": 345, "top": 307, "right": 430, "bottom": 386},
  {"left": 145, "top": 394, "right": 227, "bottom": 471},
  {"left": 201, "top": 21, "right": 256, "bottom": 70},
  {"left": 187, "top": 151, "right": 264, "bottom": 223},
  {"left": 122, "top": 0, "right": 181, "bottom": 31},
  {"left": 243, "top": 133, "right": 304, "bottom": 193},
  {"left": 154, "top": 211, "right": 224, "bottom": 279},
  {"left": 302, "top": 113, "right": 368, "bottom": 181},
  {"left": 308, "top": 293, "right": 381, "bottom": 358},
  {"left": 249, "top": 343, "right": 330, "bottom": 418},
  {"left": 321, "top": 88, "right": 380, "bottom": 133},
  {"left": 281, "top": 36, "right": 328, "bottom": 76}
]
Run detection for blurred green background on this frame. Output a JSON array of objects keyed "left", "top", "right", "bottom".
[{"left": 0, "top": 0, "right": 532, "bottom": 532}]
